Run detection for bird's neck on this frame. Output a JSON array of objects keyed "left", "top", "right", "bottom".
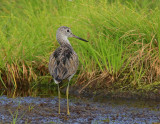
[{"left": 56, "top": 35, "right": 71, "bottom": 46}]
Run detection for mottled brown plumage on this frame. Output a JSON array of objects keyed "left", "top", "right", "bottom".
[
  {"left": 49, "top": 43, "right": 79, "bottom": 83},
  {"left": 48, "top": 26, "right": 88, "bottom": 115}
]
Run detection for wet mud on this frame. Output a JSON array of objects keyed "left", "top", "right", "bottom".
[{"left": 0, "top": 95, "right": 160, "bottom": 124}]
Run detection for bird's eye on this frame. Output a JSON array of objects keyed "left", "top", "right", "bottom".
[{"left": 67, "top": 29, "right": 69, "bottom": 32}]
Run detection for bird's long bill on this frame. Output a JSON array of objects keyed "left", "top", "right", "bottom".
[{"left": 71, "top": 34, "right": 88, "bottom": 42}]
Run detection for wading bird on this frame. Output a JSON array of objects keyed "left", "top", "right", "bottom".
[{"left": 49, "top": 26, "right": 88, "bottom": 115}]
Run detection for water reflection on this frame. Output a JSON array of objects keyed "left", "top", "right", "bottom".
[
  {"left": 0, "top": 84, "right": 57, "bottom": 98},
  {"left": 0, "top": 84, "right": 160, "bottom": 111}
]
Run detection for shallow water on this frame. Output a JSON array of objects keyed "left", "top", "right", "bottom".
[{"left": 0, "top": 88, "right": 160, "bottom": 123}]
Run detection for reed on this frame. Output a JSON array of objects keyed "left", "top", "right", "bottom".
[{"left": 0, "top": 0, "right": 159, "bottom": 93}]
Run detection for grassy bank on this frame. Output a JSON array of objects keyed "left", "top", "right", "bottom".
[{"left": 0, "top": 0, "right": 160, "bottom": 96}]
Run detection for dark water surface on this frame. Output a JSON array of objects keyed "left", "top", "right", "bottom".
[{"left": 0, "top": 87, "right": 160, "bottom": 124}]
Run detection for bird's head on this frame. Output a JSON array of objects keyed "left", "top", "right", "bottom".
[{"left": 56, "top": 26, "right": 88, "bottom": 45}]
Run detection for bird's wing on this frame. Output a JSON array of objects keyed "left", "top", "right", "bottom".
[{"left": 49, "top": 45, "right": 79, "bottom": 82}]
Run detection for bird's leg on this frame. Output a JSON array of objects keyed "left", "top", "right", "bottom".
[
  {"left": 66, "top": 82, "right": 70, "bottom": 115},
  {"left": 58, "top": 83, "right": 61, "bottom": 114}
]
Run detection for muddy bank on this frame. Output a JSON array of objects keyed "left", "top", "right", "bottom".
[
  {"left": 1, "top": 82, "right": 160, "bottom": 101},
  {"left": 69, "top": 84, "right": 160, "bottom": 101},
  {"left": 0, "top": 95, "right": 160, "bottom": 123}
]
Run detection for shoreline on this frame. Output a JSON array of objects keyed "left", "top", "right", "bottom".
[
  {"left": 0, "top": 83, "right": 160, "bottom": 101},
  {"left": 69, "top": 85, "right": 160, "bottom": 101}
]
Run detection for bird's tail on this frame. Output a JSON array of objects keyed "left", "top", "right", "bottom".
[{"left": 54, "top": 77, "right": 62, "bottom": 84}]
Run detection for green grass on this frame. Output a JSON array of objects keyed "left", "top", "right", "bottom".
[
  {"left": 0, "top": 0, "right": 159, "bottom": 94},
  {"left": 9, "top": 101, "right": 27, "bottom": 124}
]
